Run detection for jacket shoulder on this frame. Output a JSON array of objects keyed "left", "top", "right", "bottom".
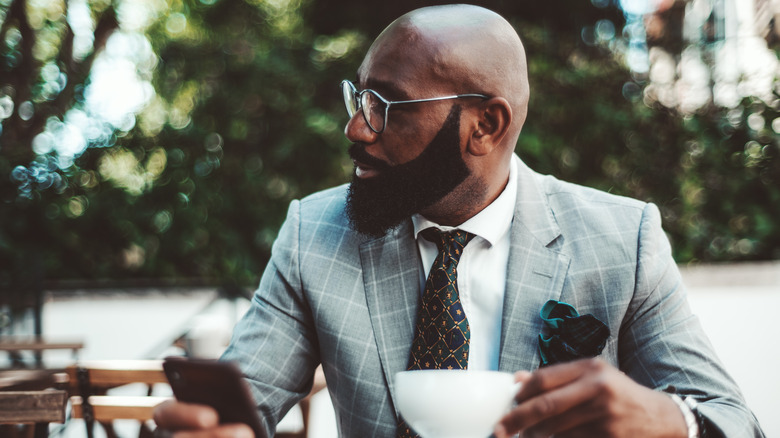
[
  {"left": 296, "top": 184, "right": 351, "bottom": 228},
  {"left": 537, "top": 174, "right": 654, "bottom": 257},
  {"left": 541, "top": 174, "right": 647, "bottom": 212}
]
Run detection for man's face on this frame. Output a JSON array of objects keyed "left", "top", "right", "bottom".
[
  {"left": 345, "top": 105, "right": 470, "bottom": 236},
  {"left": 343, "top": 24, "right": 476, "bottom": 236}
]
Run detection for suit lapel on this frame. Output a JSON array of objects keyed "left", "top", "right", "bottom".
[
  {"left": 360, "top": 221, "right": 421, "bottom": 406},
  {"left": 498, "top": 157, "right": 571, "bottom": 373}
]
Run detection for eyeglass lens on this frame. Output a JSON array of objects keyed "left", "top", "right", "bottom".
[
  {"left": 342, "top": 81, "right": 358, "bottom": 118},
  {"left": 360, "top": 92, "right": 385, "bottom": 132},
  {"left": 341, "top": 81, "right": 386, "bottom": 133}
]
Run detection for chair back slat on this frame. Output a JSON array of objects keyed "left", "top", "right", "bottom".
[
  {"left": 65, "top": 359, "right": 170, "bottom": 438},
  {"left": 0, "top": 390, "right": 67, "bottom": 424},
  {"left": 71, "top": 395, "right": 170, "bottom": 421},
  {"left": 65, "top": 360, "right": 166, "bottom": 391}
]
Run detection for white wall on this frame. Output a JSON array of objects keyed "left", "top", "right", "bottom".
[{"left": 682, "top": 262, "right": 780, "bottom": 437}]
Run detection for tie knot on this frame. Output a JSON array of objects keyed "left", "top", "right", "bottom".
[{"left": 420, "top": 228, "right": 475, "bottom": 262}]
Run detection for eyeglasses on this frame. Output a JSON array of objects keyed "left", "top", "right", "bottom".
[{"left": 340, "top": 80, "right": 489, "bottom": 134}]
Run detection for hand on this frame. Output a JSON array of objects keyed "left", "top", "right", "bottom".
[
  {"left": 494, "top": 358, "right": 687, "bottom": 438},
  {"left": 153, "top": 400, "right": 254, "bottom": 438}
]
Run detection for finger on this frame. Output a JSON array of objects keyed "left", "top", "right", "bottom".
[
  {"left": 542, "top": 425, "right": 597, "bottom": 438},
  {"left": 498, "top": 364, "right": 605, "bottom": 435},
  {"left": 168, "top": 423, "right": 254, "bottom": 438},
  {"left": 514, "top": 358, "right": 603, "bottom": 403},
  {"left": 514, "top": 370, "right": 532, "bottom": 384},
  {"left": 511, "top": 371, "right": 532, "bottom": 400},
  {"left": 154, "top": 400, "right": 220, "bottom": 430},
  {"left": 522, "top": 400, "right": 605, "bottom": 438},
  {"left": 493, "top": 422, "right": 510, "bottom": 438}
]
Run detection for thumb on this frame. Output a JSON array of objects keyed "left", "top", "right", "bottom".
[{"left": 514, "top": 370, "right": 532, "bottom": 384}]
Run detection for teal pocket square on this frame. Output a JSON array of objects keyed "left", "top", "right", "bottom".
[{"left": 538, "top": 300, "right": 610, "bottom": 366}]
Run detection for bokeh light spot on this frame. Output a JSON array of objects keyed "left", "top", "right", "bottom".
[
  {"left": 18, "top": 101, "right": 34, "bottom": 121},
  {"left": 121, "top": 243, "right": 146, "bottom": 269},
  {"left": 747, "top": 113, "right": 765, "bottom": 131},
  {"left": 204, "top": 133, "right": 223, "bottom": 152},
  {"left": 165, "top": 13, "right": 187, "bottom": 35},
  {"left": 66, "top": 196, "right": 88, "bottom": 218},
  {"left": 596, "top": 19, "right": 616, "bottom": 42},
  {"left": 622, "top": 81, "right": 642, "bottom": 101},
  {"left": 266, "top": 176, "right": 289, "bottom": 199},
  {"left": 0, "top": 96, "right": 14, "bottom": 120},
  {"left": 4, "top": 27, "right": 22, "bottom": 48},
  {"left": 244, "top": 155, "right": 263, "bottom": 174},
  {"left": 152, "top": 210, "right": 173, "bottom": 234}
]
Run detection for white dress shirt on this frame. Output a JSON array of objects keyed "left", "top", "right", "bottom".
[{"left": 411, "top": 157, "right": 517, "bottom": 371}]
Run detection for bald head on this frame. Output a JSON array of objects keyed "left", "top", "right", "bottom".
[
  {"left": 347, "top": 5, "right": 531, "bottom": 225},
  {"left": 364, "top": 4, "right": 529, "bottom": 145}
]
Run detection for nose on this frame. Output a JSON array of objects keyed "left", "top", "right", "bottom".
[{"left": 344, "top": 111, "right": 380, "bottom": 145}]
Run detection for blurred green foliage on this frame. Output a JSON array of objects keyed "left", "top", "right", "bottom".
[{"left": 0, "top": 0, "right": 778, "bottom": 292}]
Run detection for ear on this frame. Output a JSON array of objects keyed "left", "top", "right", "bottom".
[{"left": 466, "top": 97, "right": 512, "bottom": 156}]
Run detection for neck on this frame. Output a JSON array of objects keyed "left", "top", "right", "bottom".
[{"left": 420, "top": 166, "right": 510, "bottom": 226}]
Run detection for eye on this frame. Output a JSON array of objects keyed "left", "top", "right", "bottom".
[{"left": 368, "top": 99, "right": 382, "bottom": 111}]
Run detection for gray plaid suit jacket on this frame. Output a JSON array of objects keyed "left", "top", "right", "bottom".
[{"left": 223, "top": 155, "right": 763, "bottom": 437}]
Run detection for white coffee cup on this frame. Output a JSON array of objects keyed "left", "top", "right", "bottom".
[{"left": 394, "top": 370, "right": 521, "bottom": 438}]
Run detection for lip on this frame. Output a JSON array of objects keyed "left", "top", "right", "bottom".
[{"left": 353, "top": 159, "right": 380, "bottom": 179}]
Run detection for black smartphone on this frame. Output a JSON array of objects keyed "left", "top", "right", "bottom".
[{"left": 163, "top": 356, "right": 267, "bottom": 438}]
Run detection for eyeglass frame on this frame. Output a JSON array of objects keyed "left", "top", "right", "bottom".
[{"left": 340, "top": 80, "right": 489, "bottom": 134}]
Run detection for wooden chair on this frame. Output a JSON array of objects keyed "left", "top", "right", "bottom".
[
  {"left": 64, "top": 359, "right": 327, "bottom": 438},
  {"left": 0, "top": 390, "right": 67, "bottom": 438},
  {"left": 0, "top": 336, "right": 84, "bottom": 368},
  {"left": 64, "top": 360, "right": 171, "bottom": 438},
  {"left": 0, "top": 369, "right": 64, "bottom": 392}
]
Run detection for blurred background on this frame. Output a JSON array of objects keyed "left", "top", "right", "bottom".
[{"left": 0, "top": 0, "right": 778, "bottom": 436}]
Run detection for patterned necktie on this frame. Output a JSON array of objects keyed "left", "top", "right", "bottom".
[{"left": 397, "top": 228, "right": 475, "bottom": 438}]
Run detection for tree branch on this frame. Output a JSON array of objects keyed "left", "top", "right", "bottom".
[{"left": 1, "top": 0, "right": 37, "bottom": 163}]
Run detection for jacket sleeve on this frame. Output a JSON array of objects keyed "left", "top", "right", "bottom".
[
  {"left": 221, "top": 199, "right": 320, "bottom": 437},
  {"left": 619, "top": 203, "right": 764, "bottom": 437}
]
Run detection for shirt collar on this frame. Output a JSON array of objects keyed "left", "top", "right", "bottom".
[{"left": 412, "top": 157, "right": 517, "bottom": 247}]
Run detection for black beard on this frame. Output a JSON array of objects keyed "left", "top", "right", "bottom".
[{"left": 345, "top": 105, "right": 470, "bottom": 237}]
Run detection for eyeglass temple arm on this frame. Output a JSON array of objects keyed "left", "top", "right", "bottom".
[{"left": 387, "top": 94, "right": 489, "bottom": 106}]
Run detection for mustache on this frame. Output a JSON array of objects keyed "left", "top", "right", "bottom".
[{"left": 348, "top": 144, "right": 392, "bottom": 171}]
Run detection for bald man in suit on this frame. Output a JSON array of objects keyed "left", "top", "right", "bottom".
[{"left": 155, "top": 5, "right": 763, "bottom": 438}]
